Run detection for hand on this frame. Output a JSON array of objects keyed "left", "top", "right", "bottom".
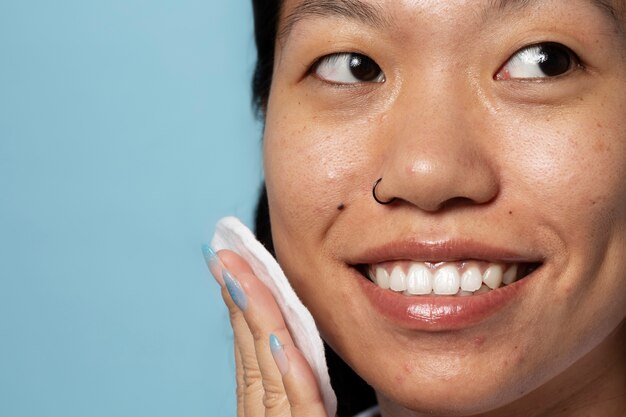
[{"left": 204, "top": 247, "right": 332, "bottom": 417}]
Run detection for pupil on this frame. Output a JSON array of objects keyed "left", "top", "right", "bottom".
[
  {"left": 537, "top": 44, "right": 571, "bottom": 77},
  {"left": 349, "top": 54, "right": 380, "bottom": 81}
]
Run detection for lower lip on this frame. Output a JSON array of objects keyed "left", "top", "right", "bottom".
[{"left": 354, "top": 268, "right": 536, "bottom": 332}]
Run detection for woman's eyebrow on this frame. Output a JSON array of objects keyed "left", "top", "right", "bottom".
[
  {"left": 487, "top": 0, "right": 623, "bottom": 32},
  {"left": 278, "top": 0, "right": 391, "bottom": 42},
  {"left": 278, "top": 0, "right": 624, "bottom": 43}
]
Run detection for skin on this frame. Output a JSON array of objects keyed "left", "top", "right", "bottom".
[{"left": 212, "top": 0, "right": 626, "bottom": 416}]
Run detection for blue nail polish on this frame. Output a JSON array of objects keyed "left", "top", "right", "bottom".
[
  {"left": 269, "top": 334, "right": 282, "bottom": 352},
  {"left": 201, "top": 244, "right": 217, "bottom": 267},
  {"left": 269, "top": 334, "right": 289, "bottom": 375},
  {"left": 223, "top": 269, "right": 248, "bottom": 311},
  {"left": 201, "top": 244, "right": 224, "bottom": 286}
]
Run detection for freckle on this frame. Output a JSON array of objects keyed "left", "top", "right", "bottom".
[
  {"left": 337, "top": 203, "right": 345, "bottom": 211},
  {"left": 597, "top": 122, "right": 603, "bottom": 128},
  {"left": 593, "top": 140, "right": 607, "bottom": 153}
]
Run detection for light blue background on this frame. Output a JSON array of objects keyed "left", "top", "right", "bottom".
[{"left": 0, "top": 1, "right": 261, "bottom": 416}]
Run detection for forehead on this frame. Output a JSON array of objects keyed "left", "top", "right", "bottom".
[{"left": 277, "top": 0, "right": 625, "bottom": 42}]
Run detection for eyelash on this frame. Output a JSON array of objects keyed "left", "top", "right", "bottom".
[
  {"left": 309, "top": 42, "right": 582, "bottom": 85},
  {"left": 495, "top": 42, "right": 583, "bottom": 81},
  {"left": 310, "top": 52, "right": 385, "bottom": 85}
]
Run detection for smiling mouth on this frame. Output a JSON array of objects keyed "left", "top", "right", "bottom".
[{"left": 357, "top": 260, "right": 541, "bottom": 296}]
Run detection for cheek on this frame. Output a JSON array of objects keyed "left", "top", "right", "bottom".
[
  {"left": 263, "top": 109, "right": 375, "bottom": 241},
  {"left": 501, "top": 107, "right": 626, "bottom": 240},
  {"left": 500, "top": 106, "right": 626, "bottom": 346}
]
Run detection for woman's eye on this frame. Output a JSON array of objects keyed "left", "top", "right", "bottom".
[
  {"left": 313, "top": 53, "right": 385, "bottom": 84},
  {"left": 495, "top": 42, "right": 580, "bottom": 80}
]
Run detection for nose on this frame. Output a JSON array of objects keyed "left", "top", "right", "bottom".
[{"left": 374, "top": 82, "right": 499, "bottom": 212}]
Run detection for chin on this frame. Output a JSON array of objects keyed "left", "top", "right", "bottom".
[
  {"left": 375, "top": 373, "right": 529, "bottom": 416},
  {"left": 359, "top": 350, "right": 538, "bottom": 416}
]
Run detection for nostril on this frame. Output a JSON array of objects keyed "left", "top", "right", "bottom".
[{"left": 438, "top": 196, "right": 482, "bottom": 211}]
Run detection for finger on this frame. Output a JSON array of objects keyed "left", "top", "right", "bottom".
[
  {"left": 219, "top": 251, "right": 290, "bottom": 416},
  {"left": 219, "top": 250, "right": 327, "bottom": 417},
  {"left": 203, "top": 245, "right": 263, "bottom": 416},
  {"left": 221, "top": 276, "right": 266, "bottom": 417},
  {"left": 270, "top": 335, "right": 329, "bottom": 417},
  {"left": 233, "top": 335, "right": 245, "bottom": 417}
]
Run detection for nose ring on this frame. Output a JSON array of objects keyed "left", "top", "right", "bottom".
[{"left": 372, "top": 177, "right": 397, "bottom": 205}]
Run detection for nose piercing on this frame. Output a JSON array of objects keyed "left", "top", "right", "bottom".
[{"left": 372, "top": 177, "right": 397, "bottom": 205}]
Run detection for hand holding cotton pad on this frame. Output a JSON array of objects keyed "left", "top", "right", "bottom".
[{"left": 211, "top": 216, "right": 337, "bottom": 417}]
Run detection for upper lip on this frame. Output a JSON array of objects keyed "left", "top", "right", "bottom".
[{"left": 346, "top": 238, "right": 545, "bottom": 266}]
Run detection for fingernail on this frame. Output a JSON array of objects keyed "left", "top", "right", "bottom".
[
  {"left": 201, "top": 244, "right": 224, "bottom": 286},
  {"left": 269, "top": 334, "right": 289, "bottom": 376},
  {"left": 223, "top": 269, "right": 248, "bottom": 311}
]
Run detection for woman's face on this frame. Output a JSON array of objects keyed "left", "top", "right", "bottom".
[{"left": 263, "top": 0, "right": 626, "bottom": 414}]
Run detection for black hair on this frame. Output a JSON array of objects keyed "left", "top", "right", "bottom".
[
  {"left": 250, "top": 3, "right": 378, "bottom": 415},
  {"left": 251, "top": 0, "right": 280, "bottom": 116}
]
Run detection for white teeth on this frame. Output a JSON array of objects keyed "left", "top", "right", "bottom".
[
  {"left": 433, "top": 265, "right": 461, "bottom": 295},
  {"left": 375, "top": 267, "right": 390, "bottom": 289},
  {"left": 369, "top": 261, "right": 527, "bottom": 296},
  {"left": 406, "top": 263, "right": 433, "bottom": 295},
  {"left": 389, "top": 266, "right": 407, "bottom": 292},
  {"left": 474, "top": 284, "right": 491, "bottom": 294},
  {"left": 502, "top": 264, "right": 517, "bottom": 285},
  {"left": 460, "top": 265, "right": 482, "bottom": 292},
  {"left": 483, "top": 265, "right": 504, "bottom": 289}
]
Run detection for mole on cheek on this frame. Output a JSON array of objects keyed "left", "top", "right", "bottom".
[{"left": 337, "top": 203, "right": 345, "bottom": 211}]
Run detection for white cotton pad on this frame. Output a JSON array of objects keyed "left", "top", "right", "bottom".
[{"left": 211, "top": 216, "right": 337, "bottom": 417}]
